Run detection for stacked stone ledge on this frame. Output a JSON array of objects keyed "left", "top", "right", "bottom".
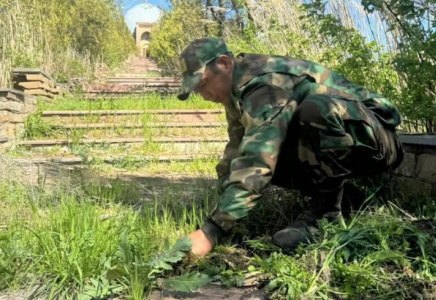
[
  {"left": 12, "top": 68, "right": 67, "bottom": 101},
  {"left": 0, "top": 89, "right": 37, "bottom": 150},
  {"left": 393, "top": 134, "right": 436, "bottom": 195}
]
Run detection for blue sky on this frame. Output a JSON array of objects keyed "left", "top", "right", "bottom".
[{"left": 121, "top": 0, "right": 169, "bottom": 14}]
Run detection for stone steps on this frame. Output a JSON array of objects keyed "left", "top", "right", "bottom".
[
  {"left": 15, "top": 106, "right": 227, "bottom": 176},
  {"left": 106, "top": 78, "right": 181, "bottom": 85},
  {"left": 19, "top": 137, "right": 228, "bottom": 147},
  {"left": 113, "top": 73, "right": 165, "bottom": 78},
  {"left": 86, "top": 57, "right": 171, "bottom": 96},
  {"left": 55, "top": 122, "right": 226, "bottom": 130},
  {"left": 42, "top": 109, "right": 224, "bottom": 125},
  {"left": 20, "top": 107, "right": 227, "bottom": 146},
  {"left": 42, "top": 109, "right": 223, "bottom": 117},
  {"left": 12, "top": 153, "right": 221, "bottom": 166}
]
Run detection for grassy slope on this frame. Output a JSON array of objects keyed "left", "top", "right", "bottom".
[
  {"left": 2, "top": 94, "right": 436, "bottom": 299},
  {"left": 1, "top": 174, "right": 436, "bottom": 299}
]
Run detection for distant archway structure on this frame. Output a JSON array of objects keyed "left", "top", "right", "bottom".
[{"left": 135, "top": 22, "right": 153, "bottom": 57}]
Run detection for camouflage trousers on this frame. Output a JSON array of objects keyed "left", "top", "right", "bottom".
[{"left": 271, "top": 95, "right": 404, "bottom": 216}]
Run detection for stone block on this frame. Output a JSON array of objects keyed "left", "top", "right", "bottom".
[
  {"left": 6, "top": 91, "right": 25, "bottom": 103},
  {"left": 0, "top": 140, "right": 12, "bottom": 152},
  {"left": 24, "top": 104, "right": 37, "bottom": 114},
  {"left": 24, "top": 88, "right": 47, "bottom": 96},
  {"left": 0, "top": 123, "right": 17, "bottom": 140},
  {"left": 25, "top": 96, "right": 37, "bottom": 106},
  {"left": 0, "top": 111, "right": 26, "bottom": 123},
  {"left": 417, "top": 154, "right": 436, "bottom": 183},
  {"left": 393, "top": 152, "right": 416, "bottom": 177},
  {"left": 0, "top": 89, "right": 26, "bottom": 103},
  {"left": 0, "top": 101, "right": 24, "bottom": 113},
  {"left": 15, "top": 123, "right": 25, "bottom": 138},
  {"left": 0, "top": 123, "right": 25, "bottom": 141}
]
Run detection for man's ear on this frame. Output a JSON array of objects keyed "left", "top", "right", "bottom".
[{"left": 216, "top": 55, "right": 233, "bottom": 71}]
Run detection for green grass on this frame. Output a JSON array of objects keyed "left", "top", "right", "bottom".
[
  {"left": 12, "top": 141, "right": 225, "bottom": 162},
  {"left": 108, "top": 157, "right": 220, "bottom": 175},
  {"left": 21, "top": 110, "right": 60, "bottom": 140},
  {"left": 24, "top": 124, "right": 227, "bottom": 140},
  {"left": 0, "top": 175, "right": 212, "bottom": 299},
  {"left": 41, "top": 94, "right": 221, "bottom": 111},
  {"left": 21, "top": 94, "right": 226, "bottom": 142},
  {"left": 1, "top": 172, "right": 436, "bottom": 299}
]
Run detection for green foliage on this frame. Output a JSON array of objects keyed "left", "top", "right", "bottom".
[
  {"left": 147, "top": 236, "right": 213, "bottom": 293},
  {"left": 148, "top": 0, "right": 213, "bottom": 75},
  {"left": 42, "top": 94, "right": 220, "bottom": 111},
  {"left": 303, "top": 2, "right": 401, "bottom": 103},
  {"left": 0, "top": 175, "right": 204, "bottom": 299},
  {"left": 1, "top": 169, "right": 436, "bottom": 298},
  {"left": 333, "top": 261, "right": 382, "bottom": 296},
  {"left": 22, "top": 110, "right": 59, "bottom": 139},
  {"left": 78, "top": 276, "right": 124, "bottom": 300},
  {"left": 362, "top": 0, "right": 436, "bottom": 132},
  {"left": 148, "top": 237, "right": 192, "bottom": 277},
  {"left": 253, "top": 252, "right": 312, "bottom": 299},
  {"left": 0, "top": 0, "right": 136, "bottom": 87},
  {"left": 164, "top": 272, "right": 213, "bottom": 292}
]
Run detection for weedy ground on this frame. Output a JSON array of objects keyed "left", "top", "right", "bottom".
[
  {"left": 1, "top": 170, "right": 436, "bottom": 300},
  {"left": 1, "top": 94, "right": 436, "bottom": 299}
]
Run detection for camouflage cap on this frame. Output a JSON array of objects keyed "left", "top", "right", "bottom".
[{"left": 177, "top": 37, "right": 230, "bottom": 100}]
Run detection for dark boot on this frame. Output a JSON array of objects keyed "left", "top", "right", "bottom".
[
  {"left": 272, "top": 181, "right": 344, "bottom": 250},
  {"left": 272, "top": 210, "right": 319, "bottom": 250}
]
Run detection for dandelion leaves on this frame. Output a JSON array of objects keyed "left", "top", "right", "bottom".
[
  {"left": 164, "top": 272, "right": 213, "bottom": 292},
  {"left": 148, "top": 237, "right": 192, "bottom": 273},
  {"left": 148, "top": 237, "right": 213, "bottom": 292}
]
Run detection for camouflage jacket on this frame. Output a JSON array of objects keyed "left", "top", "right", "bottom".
[{"left": 205, "top": 53, "right": 402, "bottom": 234}]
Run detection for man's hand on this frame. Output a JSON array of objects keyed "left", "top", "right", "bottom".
[{"left": 187, "top": 229, "right": 214, "bottom": 258}]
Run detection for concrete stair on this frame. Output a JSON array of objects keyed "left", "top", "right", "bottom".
[
  {"left": 121, "top": 56, "right": 159, "bottom": 73},
  {"left": 15, "top": 109, "right": 227, "bottom": 175},
  {"left": 83, "top": 56, "right": 181, "bottom": 97}
]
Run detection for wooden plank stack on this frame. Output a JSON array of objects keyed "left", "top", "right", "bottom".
[{"left": 12, "top": 68, "right": 66, "bottom": 101}]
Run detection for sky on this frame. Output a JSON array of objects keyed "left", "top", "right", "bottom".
[{"left": 121, "top": 0, "right": 169, "bottom": 14}]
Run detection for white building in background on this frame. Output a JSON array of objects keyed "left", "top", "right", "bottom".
[{"left": 124, "top": 3, "right": 161, "bottom": 57}]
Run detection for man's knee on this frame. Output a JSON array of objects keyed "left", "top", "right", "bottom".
[{"left": 294, "top": 95, "right": 354, "bottom": 184}]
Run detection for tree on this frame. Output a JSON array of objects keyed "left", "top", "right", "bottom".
[
  {"left": 148, "top": 0, "right": 211, "bottom": 75},
  {"left": 362, "top": 0, "right": 436, "bottom": 132}
]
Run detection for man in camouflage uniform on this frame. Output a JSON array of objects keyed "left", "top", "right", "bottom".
[{"left": 178, "top": 37, "right": 404, "bottom": 256}]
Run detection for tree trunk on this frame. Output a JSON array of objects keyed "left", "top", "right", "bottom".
[
  {"left": 243, "top": 0, "right": 254, "bottom": 22},
  {"left": 230, "top": 0, "right": 244, "bottom": 32},
  {"left": 218, "top": 0, "right": 225, "bottom": 37},
  {"left": 205, "top": 0, "right": 212, "bottom": 35}
]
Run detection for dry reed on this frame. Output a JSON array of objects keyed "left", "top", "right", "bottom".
[{"left": 0, "top": 0, "right": 95, "bottom": 87}]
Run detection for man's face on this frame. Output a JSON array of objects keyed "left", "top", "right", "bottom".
[{"left": 194, "top": 55, "right": 233, "bottom": 106}]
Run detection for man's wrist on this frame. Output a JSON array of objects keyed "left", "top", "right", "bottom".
[{"left": 200, "top": 218, "right": 226, "bottom": 244}]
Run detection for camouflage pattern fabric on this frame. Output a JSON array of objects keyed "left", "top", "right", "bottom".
[{"left": 210, "top": 53, "right": 403, "bottom": 232}]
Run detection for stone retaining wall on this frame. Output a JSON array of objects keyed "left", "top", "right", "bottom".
[
  {"left": 0, "top": 89, "right": 37, "bottom": 150},
  {"left": 393, "top": 134, "right": 436, "bottom": 195}
]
